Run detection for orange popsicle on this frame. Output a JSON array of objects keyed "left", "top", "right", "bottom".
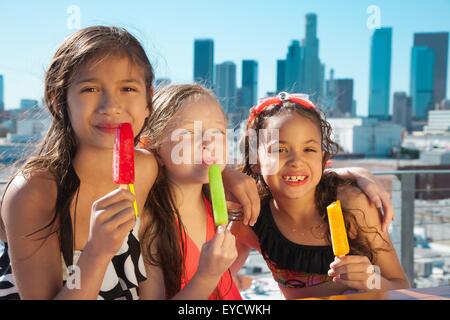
[{"left": 326, "top": 200, "right": 349, "bottom": 257}]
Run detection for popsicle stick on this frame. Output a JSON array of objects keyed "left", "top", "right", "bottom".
[
  {"left": 119, "top": 184, "right": 139, "bottom": 218},
  {"left": 128, "top": 184, "right": 139, "bottom": 218}
]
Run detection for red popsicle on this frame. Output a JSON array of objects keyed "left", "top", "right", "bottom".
[{"left": 113, "top": 123, "right": 138, "bottom": 218}]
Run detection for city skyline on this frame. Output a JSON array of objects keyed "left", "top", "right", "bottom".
[{"left": 0, "top": 0, "right": 449, "bottom": 116}]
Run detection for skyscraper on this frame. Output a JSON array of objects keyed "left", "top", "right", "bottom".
[
  {"left": 393, "top": 92, "right": 412, "bottom": 131},
  {"left": 241, "top": 60, "right": 258, "bottom": 109},
  {"left": 285, "top": 40, "right": 304, "bottom": 93},
  {"left": 0, "top": 75, "right": 4, "bottom": 112},
  {"left": 215, "top": 62, "right": 237, "bottom": 113},
  {"left": 414, "top": 33, "right": 449, "bottom": 105},
  {"left": 334, "top": 79, "right": 354, "bottom": 116},
  {"left": 276, "top": 60, "right": 286, "bottom": 93},
  {"left": 410, "top": 46, "right": 434, "bottom": 119},
  {"left": 319, "top": 63, "right": 325, "bottom": 103},
  {"left": 368, "top": 27, "right": 392, "bottom": 120},
  {"left": 325, "top": 69, "right": 336, "bottom": 114},
  {"left": 193, "top": 39, "right": 214, "bottom": 89},
  {"left": 303, "top": 13, "right": 322, "bottom": 102}
]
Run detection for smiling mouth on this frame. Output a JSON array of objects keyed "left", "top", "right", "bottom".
[{"left": 282, "top": 175, "right": 308, "bottom": 182}]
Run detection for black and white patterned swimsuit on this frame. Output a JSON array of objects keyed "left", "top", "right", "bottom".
[{"left": 0, "top": 217, "right": 146, "bottom": 300}]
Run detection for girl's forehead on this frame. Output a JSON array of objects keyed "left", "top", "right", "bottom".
[
  {"left": 264, "top": 112, "right": 322, "bottom": 138},
  {"left": 174, "top": 96, "right": 226, "bottom": 123},
  {"left": 72, "top": 54, "right": 145, "bottom": 81}
]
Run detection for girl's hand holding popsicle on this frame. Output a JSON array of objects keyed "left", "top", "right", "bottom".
[{"left": 326, "top": 200, "right": 377, "bottom": 291}]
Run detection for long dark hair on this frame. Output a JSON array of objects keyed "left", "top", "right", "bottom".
[
  {"left": 0, "top": 26, "right": 154, "bottom": 259},
  {"left": 140, "top": 84, "right": 225, "bottom": 299},
  {"left": 240, "top": 100, "right": 389, "bottom": 263}
]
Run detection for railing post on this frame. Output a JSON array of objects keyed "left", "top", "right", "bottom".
[{"left": 400, "top": 173, "right": 415, "bottom": 286}]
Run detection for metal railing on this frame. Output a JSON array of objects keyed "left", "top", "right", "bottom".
[
  {"left": 2, "top": 169, "right": 450, "bottom": 295},
  {"left": 372, "top": 170, "right": 450, "bottom": 287},
  {"left": 240, "top": 169, "right": 450, "bottom": 297}
]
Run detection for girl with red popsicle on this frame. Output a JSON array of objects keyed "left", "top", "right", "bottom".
[{"left": 0, "top": 26, "right": 157, "bottom": 300}]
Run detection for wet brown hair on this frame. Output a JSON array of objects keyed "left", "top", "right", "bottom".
[
  {"left": 240, "top": 100, "right": 390, "bottom": 263},
  {"left": 140, "top": 83, "right": 226, "bottom": 299}
]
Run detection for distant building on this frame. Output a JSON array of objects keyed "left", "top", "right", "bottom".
[
  {"left": 402, "top": 110, "right": 450, "bottom": 151},
  {"left": 20, "top": 99, "right": 39, "bottom": 110},
  {"left": 368, "top": 27, "right": 392, "bottom": 120},
  {"left": 403, "top": 133, "right": 450, "bottom": 152},
  {"left": 334, "top": 79, "right": 354, "bottom": 116},
  {"left": 419, "top": 150, "right": 450, "bottom": 165},
  {"left": 215, "top": 61, "right": 237, "bottom": 113},
  {"left": 325, "top": 73, "right": 354, "bottom": 117},
  {"left": 410, "top": 46, "right": 435, "bottom": 120},
  {"left": 303, "top": 13, "right": 322, "bottom": 102},
  {"left": 324, "top": 69, "right": 336, "bottom": 114},
  {"left": 285, "top": 40, "right": 304, "bottom": 93},
  {"left": 241, "top": 60, "right": 258, "bottom": 109},
  {"left": 6, "top": 107, "right": 50, "bottom": 143},
  {"left": 393, "top": 92, "right": 412, "bottom": 131},
  {"left": 276, "top": 60, "right": 286, "bottom": 93},
  {"left": 193, "top": 39, "right": 214, "bottom": 89},
  {"left": 423, "top": 110, "right": 450, "bottom": 134},
  {"left": 437, "top": 99, "right": 450, "bottom": 110},
  {"left": 328, "top": 117, "right": 403, "bottom": 157},
  {"left": 414, "top": 33, "right": 449, "bottom": 107}
]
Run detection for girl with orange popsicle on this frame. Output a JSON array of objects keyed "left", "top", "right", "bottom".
[{"left": 234, "top": 92, "right": 409, "bottom": 298}]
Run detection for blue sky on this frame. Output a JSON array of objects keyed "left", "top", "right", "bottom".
[{"left": 0, "top": 0, "right": 449, "bottom": 116}]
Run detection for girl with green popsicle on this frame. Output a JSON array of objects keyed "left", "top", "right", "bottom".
[{"left": 137, "top": 84, "right": 243, "bottom": 299}]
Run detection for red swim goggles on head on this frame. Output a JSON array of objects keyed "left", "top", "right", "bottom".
[{"left": 246, "top": 92, "right": 316, "bottom": 128}]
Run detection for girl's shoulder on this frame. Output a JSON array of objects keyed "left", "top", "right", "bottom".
[
  {"left": 4, "top": 170, "right": 57, "bottom": 205},
  {"left": 337, "top": 184, "right": 382, "bottom": 232},
  {"left": 135, "top": 148, "right": 159, "bottom": 182},
  {"left": 337, "top": 184, "right": 366, "bottom": 205},
  {"left": 135, "top": 149, "right": 158, "bottom": 173},
  {"left": 1, "top": 170, "right": 58, "bottom": 236}
]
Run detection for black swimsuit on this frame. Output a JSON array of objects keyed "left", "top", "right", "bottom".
[{"left": 252, "top": 198, "right": 335, "bottom": 288}]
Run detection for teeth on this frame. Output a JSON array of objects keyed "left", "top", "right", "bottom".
[{"left": 283, "top": 176, "right": 307, "bottom": 182}]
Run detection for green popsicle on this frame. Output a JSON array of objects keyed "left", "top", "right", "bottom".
[{"left": 208, "top": 164, "right": 229, "bottom": 226}]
